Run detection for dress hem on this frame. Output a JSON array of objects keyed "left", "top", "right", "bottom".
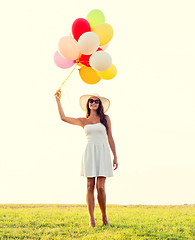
[{"left": 81, "top": 174, "right": 113, "bottom": 178}]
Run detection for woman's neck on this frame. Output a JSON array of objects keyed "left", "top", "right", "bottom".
[{"left": 89, "top": 110, "right": 98, "bottom": 118}]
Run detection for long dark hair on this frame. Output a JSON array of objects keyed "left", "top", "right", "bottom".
[{"left": 86, "top": 98, "right": 108, "bottom": 132}]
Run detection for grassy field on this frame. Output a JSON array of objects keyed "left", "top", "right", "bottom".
[{"left": 0, "top": 204, "right": 194, "bottom": 239}]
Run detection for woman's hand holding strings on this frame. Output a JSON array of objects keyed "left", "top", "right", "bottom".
[{"left": 54, "top": 89, "right": 61, "bottom": 100}]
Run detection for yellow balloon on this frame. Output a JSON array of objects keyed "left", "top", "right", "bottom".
[
  {"left": 92, "top": 23, "right": 113, "bottom": 46},
  {"left": 97, "top": 64, "right": 117, "bottom": 80},
  {"left": 79, "top": 66, "right": 101, "bottom": 84}
]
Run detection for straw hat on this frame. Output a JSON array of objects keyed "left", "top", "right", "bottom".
[{"left": 79, "top": 93, "right": 110, "bottom": 112}]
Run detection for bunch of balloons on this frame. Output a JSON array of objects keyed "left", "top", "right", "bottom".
[{"left": 54, "top": 9, "right": 117, "bottom": 85}]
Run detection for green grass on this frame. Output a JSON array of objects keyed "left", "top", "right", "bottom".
[{"left": 0, "top": 204, "right": 194, "bottom": 239}]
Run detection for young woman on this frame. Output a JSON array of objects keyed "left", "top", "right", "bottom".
[{"left": 54, "top": 89, "right": 118, "bottom": 227}]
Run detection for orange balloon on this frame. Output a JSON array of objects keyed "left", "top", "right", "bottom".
[{"left": 79, "top": 66, "right": 101, "bottom": 84}]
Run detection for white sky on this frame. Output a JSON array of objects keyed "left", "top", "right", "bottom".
[{"left": 0, "top": 0, "right": 195, "bottom": 205}]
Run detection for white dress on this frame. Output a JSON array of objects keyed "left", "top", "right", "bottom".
[{"left": 81, "top": 123, "right": 113, "bottom": 178}]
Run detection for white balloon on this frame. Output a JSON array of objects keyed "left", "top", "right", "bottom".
[
  {"left": 89, "top": 51, "right": 112, "bottom": 71},
  {"left": 78, "top": 32, "right": 100, "bottom": 55}
]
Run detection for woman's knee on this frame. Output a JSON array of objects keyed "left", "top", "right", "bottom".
[
  {"left": 97, "top": 184, "right": 105, "bottom": 193},
  {"left": 87, "top": 178, "right": 95, "bottom": 192},
  {"left": 96, "top": 181, "right": 105, "bottom": 193}
]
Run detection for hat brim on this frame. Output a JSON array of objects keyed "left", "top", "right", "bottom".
[{"left": 79, "top": 94, "right": 110, "bottom": 113}]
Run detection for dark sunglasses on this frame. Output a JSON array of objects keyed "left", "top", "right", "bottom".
[{"left": 88, "top": 99, "right": 100, "bottom": 104}]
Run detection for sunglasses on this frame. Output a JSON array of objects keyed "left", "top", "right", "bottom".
[{"left": 88, "top": 99, "right": 100, "bottom": 104}]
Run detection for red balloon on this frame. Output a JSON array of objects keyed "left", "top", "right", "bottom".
[
  {"left": 79, "top": 48, "right": 102, "bottom": 67},
  {"left": 79, "top": 54, "right": 91, "bottom": 67},
  {"left": 72, "top": 18, "right": 91, "bottom": 41}
]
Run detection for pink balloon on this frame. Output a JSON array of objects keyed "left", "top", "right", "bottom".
[
  {"left": 54, "top": 51, "right": 76, "bottom": 69},
  {"left": 58, "top": 36, "right": 80, "bottom": 60}
]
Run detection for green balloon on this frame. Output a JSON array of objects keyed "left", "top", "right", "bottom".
[{"left": 86, "top": 9, "right": 105, "bottom": 30}]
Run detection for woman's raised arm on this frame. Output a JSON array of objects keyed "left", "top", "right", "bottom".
[{"left": 55, "top": 90, "right": 84, "bottom": 127}]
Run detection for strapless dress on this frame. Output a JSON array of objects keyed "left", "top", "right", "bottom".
[{"left": 81, "top": 123, "right": 113, "bottom": 178}]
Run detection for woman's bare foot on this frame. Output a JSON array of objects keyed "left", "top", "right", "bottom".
[
  {"left": 102, "top": 215, "right": 109, "bottom": 226},
  {"left": 89, "top": 219, "right": 96, "bottom": 227}
]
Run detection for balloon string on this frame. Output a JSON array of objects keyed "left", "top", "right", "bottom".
[{"left": 58, "top": 63, "right": 78, "bottom": 90}]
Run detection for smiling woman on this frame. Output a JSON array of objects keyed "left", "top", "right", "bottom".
[{"left": 54, "top": 90, "right": 118, "bottom": 227}]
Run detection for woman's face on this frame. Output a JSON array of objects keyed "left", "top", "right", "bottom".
[{"left": 88, "top": 97, "right": 100, "bottom": 111}]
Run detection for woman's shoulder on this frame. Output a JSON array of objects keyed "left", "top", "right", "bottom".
[
  {"left": 105, "top": 114, "right": 111, "bottom": 124},
  {"left": 78, "top": 117, "right": 87, "bottom": 125},
  {"left": 105, "top": 114, "right": 110, "bottom": 120}
]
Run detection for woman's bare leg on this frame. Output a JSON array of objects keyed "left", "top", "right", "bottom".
[
  {"left": 97, "top": 177, "right": 109, "bottom": 226},
  {"left": 86, "top": 177, "right": 96, "bottom": 227}
]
